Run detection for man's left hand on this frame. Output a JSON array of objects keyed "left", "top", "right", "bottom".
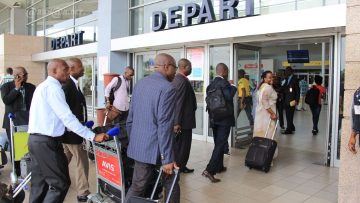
[
  {"left": 174, "top": 125, "right": 181, "bottom": 134},
  {"left": 349, "top": 133, "right": 357, "bottom": 154}
]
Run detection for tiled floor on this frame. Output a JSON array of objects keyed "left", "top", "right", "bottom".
[{"left": 0, "top": 106, "right": 338, "bottom": 203}]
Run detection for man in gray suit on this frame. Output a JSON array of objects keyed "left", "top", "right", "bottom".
[
  {"left": 173, "top": 59, "right": 197, "bottom": 173},
  {"left": 125, "top": 53, "right": 179, "bottom": 203}
]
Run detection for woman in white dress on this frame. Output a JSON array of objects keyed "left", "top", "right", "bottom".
[{"left": 253, "top": 71, "right": 278, "bottom": 159}]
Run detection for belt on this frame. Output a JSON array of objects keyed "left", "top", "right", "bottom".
[{"left": 30, "top": 133, "right": 62, "bottom": 141}]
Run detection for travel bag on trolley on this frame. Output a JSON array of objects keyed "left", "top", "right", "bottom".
[{"left": 245, "top": 119, "right": 279, "bottom": 173}]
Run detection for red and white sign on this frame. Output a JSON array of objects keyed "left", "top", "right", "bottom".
[{"left": 96, "top": 150, "right": 122, "bottom": 187}]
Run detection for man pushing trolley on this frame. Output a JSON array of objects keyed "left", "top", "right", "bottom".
[{"left": 27, "top": 59, "right": 108, "bottom": 203}]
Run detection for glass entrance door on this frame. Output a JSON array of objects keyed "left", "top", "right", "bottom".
[
  {"left": 233, "top": 44, "right": 261, "bottom": 149},
  {"left": 80, "top": 57, "right": 97, "bottom": 118}
]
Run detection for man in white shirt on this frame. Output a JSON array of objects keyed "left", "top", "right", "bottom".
[
  {"left": 104, "top": 66, "right": 134, "bottom": 123},
  {"left": 28, "top": 59, "right": 108, "bottom": 203}
]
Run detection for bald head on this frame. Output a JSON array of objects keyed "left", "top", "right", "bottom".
[
  {"left": 216, "top": 63, "right": 229, "bottom": 79},
  {"left": 47, "top": 59, "right": 69, "bottom": 83},
  {"left": 66, "top": 58, "right": 84, "bottom": 79},
  {"left": 178, "top": 58, "right": 192, "bottom": 76},
  {"left": 13, "top": 66, "right": 28, "bottom": 83},
  {"left": 155, "top": 53, "right": 177, "bottom": 81}
]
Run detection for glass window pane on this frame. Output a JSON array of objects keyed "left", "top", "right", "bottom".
[
  {"left": 27, "top": 1, "right": 45, "bottom": 23},
  {"left": 130, "top": 7, "right": 144, "bottom": 35},
  {"left": 75, "top": 0, "right": 98, "bottom": 26},
  {"left": 136, "top": 53, "right": 156, "bottom": 81},
  {"left": 0, "top": 7, "right": 11, "bottom": 21},
  {"left": 130, "top": 0, "right": 144, "bottom": 7},
  {"left": 297, "top": 0, "right": 323, "bottom": 10},
  {"left": 46, "top": 0, "right": 73, "bottom": 11},
  {"left": 27, "top": 20, "right": 45, "bottom": 36},
  {"left": 0, "top": 20, "right": 10, "bottom": 34},
  {"left": 261, "top": 0, "right": 296, "bottom": 14},
  {"left": 45, "top": 6, "right": 74, "bottom": 35},
  {"left": 75, "top": 20, "right": 97, "bottom": 43},
  {"left": 187, "top": 47, "right": 206, "bottom": 135}
]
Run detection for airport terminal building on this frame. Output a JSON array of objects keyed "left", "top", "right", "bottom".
[{"left": 0, "top": 0, "right": 359, "bottom": 201}]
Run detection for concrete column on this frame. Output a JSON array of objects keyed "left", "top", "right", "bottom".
[
  {"left": 96, "top": 0, "right": 129, "bottom": 107},
  {"left": 339, "top": 1, "right": 360, "bottom": 202},
  {"left": 10, "top": 8, "right": 26, "bottom": 35}
]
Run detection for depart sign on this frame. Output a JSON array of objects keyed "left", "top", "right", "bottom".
[
  {"left": 51, "top": 31, "right": 85, "bottom": 50},
  {"left": 152, "top": 0, "right": 255, "bottom": 32}
]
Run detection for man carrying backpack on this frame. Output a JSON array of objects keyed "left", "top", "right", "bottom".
[
  {"left": 203, "top": 63, "right": 237, "bottom": 183},
  {"left": 104, "top": 66, "right": 134, "bottom": 124},
  {"left": 305, "top": 75, "right": 326, "bottom": 135}
]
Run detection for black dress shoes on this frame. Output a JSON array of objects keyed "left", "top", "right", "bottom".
[
  {"left": 180, "top": 167, "right": 195, "bottom": 173},
  {"left": 282, "top": 130, "right": 293, "bottom": 135},
  {"left": 77, "top": 195, "right": 88, "bottom": 202},
  {"left": 202, "top": 170, "right": 220, "bottom": 183}
]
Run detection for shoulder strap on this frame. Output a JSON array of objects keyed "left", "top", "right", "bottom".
[{"left": 112, "top": 76, "right": 122, "bottom": 92}]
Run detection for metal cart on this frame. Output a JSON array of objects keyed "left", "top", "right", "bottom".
[
  {"left": 8, "top": 113, "right": 31, "bottom": 199},
  {"left": 87, "top": 124, "right": 125, "bottom": 203}
]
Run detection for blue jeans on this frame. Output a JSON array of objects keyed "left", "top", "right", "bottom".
[{"left": 310, "top": 105, "right": 322, "bottom": 131}]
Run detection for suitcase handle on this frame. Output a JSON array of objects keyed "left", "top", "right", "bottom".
[
  {"left": 150, "top": 167, "right": 179, "bottom": 203},
  {"left": 264, "top": 119, "right": 279, "bottom": 140}
]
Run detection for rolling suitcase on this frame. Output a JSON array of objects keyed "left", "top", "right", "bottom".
[
  {"left": 128, "top": 168, "right": 179, "bottom": 203},
  {"left": 245, "top": 119, "right": 278, "bottom": 173}
]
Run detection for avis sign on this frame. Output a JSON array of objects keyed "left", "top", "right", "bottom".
[
  {"left": 152, "top": 0, "right": 255, "bottom": 31},
  {"left": 95, "top": 150, "right": 122, "bottom": 187}
]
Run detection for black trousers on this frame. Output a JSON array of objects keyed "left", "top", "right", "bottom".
[
  {"left": 237, "top": 97, "right": 254, "bottom": 126},
  {"left": 28, "top": 134, "right": 71, "bottom": 203},
  {"left": 125, "top": 161, "right": 180, "bottom": 203},
  {"left": 206, "top": 125, "right": 231, "bottom": 175},
  {"left": 285, "top": 106, "right": 296, "bottom": 131},
  {"left": 174, "top": 129, "right": 192, "bottom": 169},
  {"left": 310, "top": 105, "right": 322, "bottom": 131},
  {"left": 276, "top": 101, "right": 284, "bottom": 128},
  {"left": 5, "top": 128, "right": 20, "bottom": 176}
]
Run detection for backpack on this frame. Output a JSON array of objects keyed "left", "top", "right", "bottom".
[
  {"left": 108, "top": 76, "right": 122, "bottom": 105},
  {"left": 205, "top": 87, "right": 232, "bottom": 121},
  {"left": 305, "top": 86, "right": 320, "bottom": 106}
]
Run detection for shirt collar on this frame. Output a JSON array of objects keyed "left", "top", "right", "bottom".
[
  {"left": 178, "top": 72, "right": 187, "bottom": 78},
  {"left": 70, "top": 75, "right": 78, "bottom": 85},
  {"left": 215, "top": 75, "right": 224, "bottom": 79},
  {"left": 47, "top": 76, "right": 61, "bottom": 87}
]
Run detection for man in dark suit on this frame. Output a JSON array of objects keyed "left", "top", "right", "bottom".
[
  {"left": 61, "top": 58, "right": 90, "bottom": 202},
  {"left": 172, "top": 58, "right": 197, "bottom": 174},
  {"left": 125, "top": 53, "right": 179, "bottom": 203},
  {"left": 282, "top": 66, "right": 300, "bottom": 134},
  {"left": 1, "top": 66, "right": 35, "bottom": 176},
  {"left": 203, "top": 63, "right": 237, "bottom": 183}
]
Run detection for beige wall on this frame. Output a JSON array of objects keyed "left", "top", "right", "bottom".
[
  {"left": 0, "top": 34, "right": 45, "bottom": 131},
  {"left": 338, "top": 1, "right": 360, "bottom": 202}
]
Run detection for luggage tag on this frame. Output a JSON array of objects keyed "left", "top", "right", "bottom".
[{"left": 355, "top": 105, "right": 360, "bottom": 115}]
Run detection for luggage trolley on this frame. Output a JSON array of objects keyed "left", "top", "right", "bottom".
[
  {"left": 87, "top": 123, "right": 126, "bottom": 203},
  {"left": 8, "top": 113, "right": 31, "bottom": 199}
]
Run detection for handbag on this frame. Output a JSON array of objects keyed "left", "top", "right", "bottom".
[{"left": 106, "top": 107, "right": 122, "bottom": 122}]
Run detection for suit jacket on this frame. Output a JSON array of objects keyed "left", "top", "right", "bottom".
[
  {"left": 1, "top": 81, "right": 35, "bottom": 129},
  {"left": 207, "top": 77, "right": 237, "bottom": 127},
  {"left": 126, "top": 72, "right": 176, "bottom": 165},
  {"left": 283, "top": 75, "right": 300, "bottom": 107},
  {"left": 172, "top": 73, "right": 197, "bottom": 130},
  {"left": 61, "top": 78, "right": 87, "bottom": 144}
]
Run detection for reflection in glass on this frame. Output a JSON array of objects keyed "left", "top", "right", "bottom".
[
  {"left": 337, "top": 36, "right": 346, "bottom": 160},
  {"left": 187, "top": 47, "right": 206, "bottom": 135},
  {"left": 81, "top": 57, "right": 95, "bottom": 117},
  {"left": 75, "top": 0, "right": 98, "bottom": 25},
  {"left": 45, "top": 6, "right": 74, "bottom": 35},
  {"left": 136, "top": 54, "right": 156, "bottom": 81}
]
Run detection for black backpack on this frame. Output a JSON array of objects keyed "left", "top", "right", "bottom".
[
  {"left": 108, "top": 76, "right": 122, "bottom": 105},
  {"left": 305, "top": 86, "right": 320, "bottom": 106},
  {"left": 205, "top": 87, "right": 232, "bottom": 121}
]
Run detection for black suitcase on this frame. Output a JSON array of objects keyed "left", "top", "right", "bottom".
[
  {"left": 128, "top": 168, "right": 179, "bottom": 203},
  {"left": 245, "top": 119, "right": 278, "bottom": 173}
]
